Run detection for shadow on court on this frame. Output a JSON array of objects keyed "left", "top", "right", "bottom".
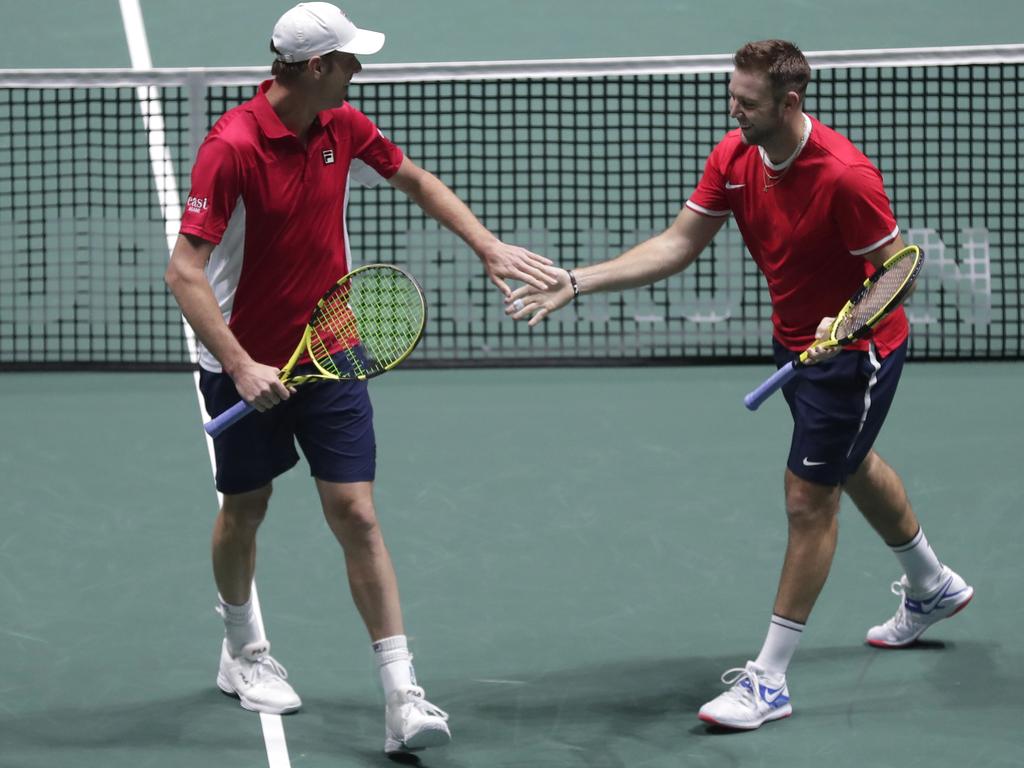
[
  {"left": 239, "top": 639, "right": 1021, "bottom": 767},
  {"left": 0, "top": 690, "right": 262, "bottom": 763},
  {"left": 1, "top": 638, "right": 1019, "bottom": 767}
]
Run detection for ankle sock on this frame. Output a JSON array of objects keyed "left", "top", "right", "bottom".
[
  {"left": 753, "top": 615, "right": 804, "bottom": 677},
  {"left": 373, "top": 634, "right": 417, "bottom": 696}
]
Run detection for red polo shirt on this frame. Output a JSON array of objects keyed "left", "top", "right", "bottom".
[
  {"left": 686, "top": 116, "right": 906, "bottom": 355},
  {"left": 180, "top": 80, "right": 404, "bottom": 371}
]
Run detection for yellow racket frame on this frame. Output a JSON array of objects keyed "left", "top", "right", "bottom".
[
  {"left": 282, "top": 263, "right": 427, "bottom": 386},
  {"left": 796, "top": 244, "right": 922, "bottom": 365}
]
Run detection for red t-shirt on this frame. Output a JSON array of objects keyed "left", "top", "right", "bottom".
[
  {"left": 179, "top": 80, "right": 404, "bottom": 371},
  {"left": 686, "top": 115, "right": 906, "bottom": 354}
]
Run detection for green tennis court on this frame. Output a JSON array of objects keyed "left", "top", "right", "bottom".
[
  {"left": 3, "top": 364, "right": 1022, "bottom": 767},
  {"left": 2, "top": 2, "right": 1023, "bottom": 767}
]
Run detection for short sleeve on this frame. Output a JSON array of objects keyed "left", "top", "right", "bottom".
[
  {"left": 179, "top": 137, "right": 243, "bottom": 245},
  {"left": 685, "top": 141, "right": 731, "bottom": 218},
  {"left": 346, "top": 107, "right": 404, "bottom": 179},
  {"left": 832, "top": 163, "right": 899, "bottom": 256}
]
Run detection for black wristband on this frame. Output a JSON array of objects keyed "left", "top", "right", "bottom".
[{"left": 567, "top": 269, "right": 580, "bottom": 301}]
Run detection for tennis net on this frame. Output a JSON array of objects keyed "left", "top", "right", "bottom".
[{"left": 1, "top": 45, "right": 1021, "bottom": 370}]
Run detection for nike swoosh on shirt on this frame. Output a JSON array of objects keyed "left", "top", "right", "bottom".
[
  {"left": 724, "top": 182, "right": 745, "bottom": 189},
  {"left": 802, "top": 458, "right": 827, "bottom": 467}
]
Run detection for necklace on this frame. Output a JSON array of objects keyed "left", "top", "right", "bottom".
[
  {"left": 761, "top": 163, "right": 790, "bottom": 191},
  {"left": 760, "top": 115, "right": 811, "bottom": 192}
]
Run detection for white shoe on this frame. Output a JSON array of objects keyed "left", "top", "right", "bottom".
[
  {"left": 384, "top": 686, "right": 451, "bottom": 754},
  {"left": 866, "top": 565, "right": 974, "bottom": 648},
  {"left": 698, "top": 661, "right": 792, "bottom": 730},
  {"left": 216, "top": 640, "right": 302, "bottom": 714}
]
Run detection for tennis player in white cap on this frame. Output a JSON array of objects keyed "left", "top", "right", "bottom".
[{"left": 167, "top": 1, "right": 559, "bottom": 755}]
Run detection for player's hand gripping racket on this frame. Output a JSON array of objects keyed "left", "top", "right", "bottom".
[
  {"left": 204, "top": 263, "right": 426, "bottom": 438},
  {"left": 744, "top": 244, "right": 923, "bottom": 411}
]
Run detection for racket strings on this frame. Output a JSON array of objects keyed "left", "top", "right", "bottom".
[
  {"left": 309, "top": 269, "right": 423, "bottom": 378},
  {"left": 309, "top": 286, "right": 358, "bottom": 377},
  {"left": 348, "top": 271, "right": 423, "bottom": 368},
  {"left": 835, "top": 258, "right": 915, "bottom": 339}
]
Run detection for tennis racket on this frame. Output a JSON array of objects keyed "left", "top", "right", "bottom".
[
  {"left": 204, "top": 263, "right": 426, "bottom": 438},
  {"left": 744, "top": 244, "right": 923, "bottom": 411}
]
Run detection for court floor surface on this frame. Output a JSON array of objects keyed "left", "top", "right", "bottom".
[{"left": 2, "top": 363, "right": 1021, "bottom": 767}]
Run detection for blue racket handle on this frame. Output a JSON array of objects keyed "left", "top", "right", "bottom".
[
  {"left": 744, "top": 361, "right": 799, "bottom": 411},
  {"left": 204, "top": 399, "right": 256, "bottom": 438}
]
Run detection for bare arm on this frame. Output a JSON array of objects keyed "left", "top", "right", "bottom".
[
  {"left": 506, "top": 207, "right": 727, "bottom": 326},
  {"left": 862, "top": 234, "right": 907, "bottom": 270},
  {"left": 575, "top": 207, "right": 726, "bottom": 293},
  {"left": 165, "top": 233, "right": 290, "bottom": 411},
  {"left": 387, "top": 156, "right": 561, "bottom": 295}
]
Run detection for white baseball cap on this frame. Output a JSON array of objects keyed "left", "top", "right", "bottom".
[{"left": 272, "top": 2, "right": 385, "bottom": 62}]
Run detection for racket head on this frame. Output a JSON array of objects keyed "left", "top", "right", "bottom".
[
  {"left": 292, "top": 263, "right": 426, "bottom": 385},
  {"left": 828, "top": 244, "right": 922, "bottom": 345}
]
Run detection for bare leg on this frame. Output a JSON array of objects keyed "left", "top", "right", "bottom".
[
  {"left": 213, "top": 484, "right": 272, "bottom": 605},
  {"left": 849, "top": 451, "right": 972, "bottom": 647},
  {"left": 316, "top": 481, "right": 449, "bottom": 750},
  {"left": 843, "top": 450, "right": 919, "bottom": 546},
  {"left": 316, "top": 479, "right": 404, "bottom": 639},
  {"left": 212, "top": 484, "right": 301, "bottom": 713},
  {"left": 773, "top": 470, "right": 842, "bottom": 623},
  {"left": 696, "top": 468, "right": 838, "bottom": 726}
]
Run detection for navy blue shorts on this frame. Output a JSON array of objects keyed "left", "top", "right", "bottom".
[
  {"left": 773, "top": 337, "right": 907, "bottom": 486},
  {"left": 199, "top": 355, "right": 376, "bottom": 495}
]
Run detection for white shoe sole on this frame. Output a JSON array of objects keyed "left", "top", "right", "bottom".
[
  {"left": 866, "top": 588, "right": 974, "bottom": 648},
  {"left": 384, "top": 723, "right": 452, "bottom": 753},
  {"left": 216, "top": 672, "right": 302, "bottom": 715},
  {"left": 698, "top": 704, "right": 793, "bottom": 730}
]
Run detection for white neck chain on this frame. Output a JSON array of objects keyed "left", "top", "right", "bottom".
[{"left": 760, "top": 114, "right": 812, "bottom": 172}]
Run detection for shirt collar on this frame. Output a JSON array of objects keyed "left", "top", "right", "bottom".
[
  {"left": 249, "top": 80, "right": 335, "bottom": 139},
  {"left": 758, "top": 113, "right": 812, "bottom": 172}
]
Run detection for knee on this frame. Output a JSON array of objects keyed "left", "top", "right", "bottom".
[
  {"left": 221, "top": 486, "right": 272, "bottom": 530},
  {"left": 785, "top": 501, "right": 834, "bottom": 531},
  {"left": 324, "top": 497, "right": 379, "bottom": 540},
  {"left": 785, "top": 481, "right": 839, "bottom": 530}
]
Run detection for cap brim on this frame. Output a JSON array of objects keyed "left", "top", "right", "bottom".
[{"left": 336, "top": 28, "right": 385, "bottom": 55}]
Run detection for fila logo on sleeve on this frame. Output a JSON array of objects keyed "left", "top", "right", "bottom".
[{"left": 322, "top": 149, "right": 335, "bottom": 165}]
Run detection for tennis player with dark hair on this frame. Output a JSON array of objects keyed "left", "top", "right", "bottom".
[
  {"left": 506, "top": 39, "right": 972, "bottom": 730},
  {"left": 165, "top": 2, "right": 557, "bottom": 754}
]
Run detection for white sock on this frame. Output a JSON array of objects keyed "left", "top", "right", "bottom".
[
  {"left": 892, "top": 527, "right": 944, "bottom": 592},
  {"left": 217, "top": 594, "right": 262, "bottom": 656},
  {"left": 753, "top": 615, "right": 804, "bottom": 677},
  {"left": 373, "top": 634, "right": 416, "bottom": 696}
]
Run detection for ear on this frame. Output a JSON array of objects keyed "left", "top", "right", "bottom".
[
  {"left": 783, "top": 90, "right": 802, "bottom": 112},
  {"left": 308, "top": 55, "right": 326, "bottom": 79}
]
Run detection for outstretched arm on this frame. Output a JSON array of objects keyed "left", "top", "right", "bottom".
[
  {"left": 506, "top": 207, "right": 727, "bottom": 326},
  {"left": 387, "top": 156, "right": 562, "bottom": 296}
]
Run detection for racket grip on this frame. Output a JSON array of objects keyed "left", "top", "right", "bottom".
[
  {"left": 744, "top": 361, "right": 798, "bottom": 411},
  {"left": 204, "top": 399, "right": 256, "bottom": 438}
]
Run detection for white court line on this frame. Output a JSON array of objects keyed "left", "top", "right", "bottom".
[{"left": 117, "top": 2, "right": 291, "bottom": 767}]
